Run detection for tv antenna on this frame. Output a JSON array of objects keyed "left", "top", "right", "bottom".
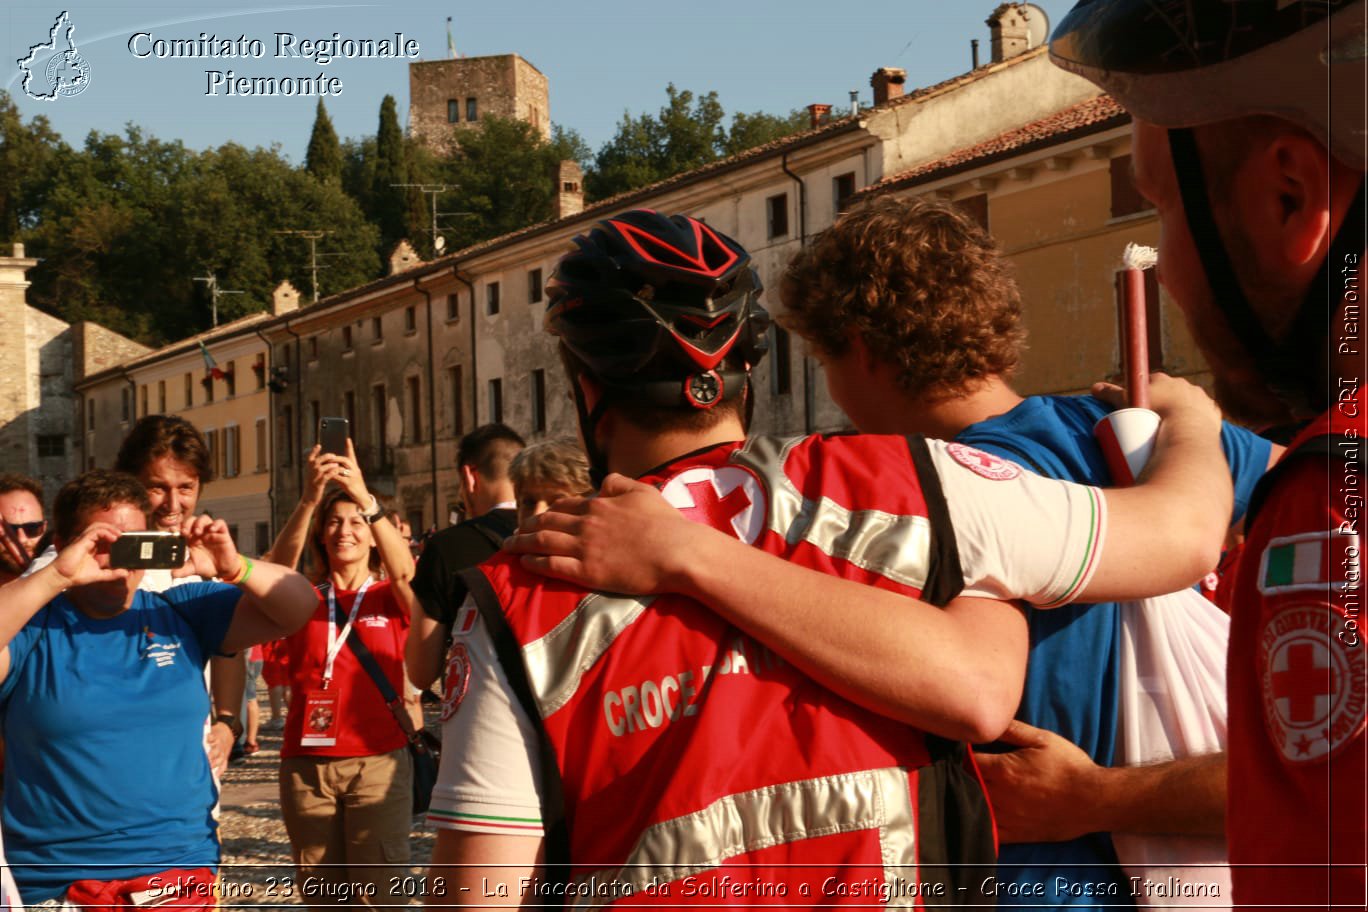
[
  {"left": 276, "top": 230, "right": 332, "bottom": 303},
  {"left": 193, "top": 273, "right": 243, "bottom": 327},
  {"left": 393, "top": 183, "right": 470, "bottom": 256}
]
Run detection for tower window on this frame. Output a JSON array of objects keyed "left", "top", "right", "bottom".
[{"left": 447, "top": 99, "right": 459, "bottom": 123}]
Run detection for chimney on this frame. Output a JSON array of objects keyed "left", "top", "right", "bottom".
[
  {"left": 272, "top": 280, "right": 300, "bottom": 316},
  {"left": 388, "top": 239, "right": 422, "bottom": 275},
  {"left": 870, "top": 68, "right": 907, "bottom": 106},
  {"left": 849, "top": 90, "right": 860, "bottom": 117},
  {"left": 987, "top": 3, "right": 1030, "bottom": 63},
  {"left": 806, "top": 103, "right": 831, "bottom": 129},
  {"left": 553, "top": 160, "right": 584, "bottom": 219}
]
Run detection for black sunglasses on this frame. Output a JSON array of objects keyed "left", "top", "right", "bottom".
[{"left": 5, "top": 520, "right": 46, "bottom": 537}]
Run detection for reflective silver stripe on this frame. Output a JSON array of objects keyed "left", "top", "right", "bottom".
[
  {"left": 569, "top": 767, "right": 918, "bottom": 911},
  {"left": 734, "top": 436, "right": 934, "bottom": 590},
  {"left": 522, "top": 593, "right": 654, "bottom": 717}
]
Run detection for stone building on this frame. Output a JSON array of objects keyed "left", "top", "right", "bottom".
[
  {"left": 74, "top": 284, "right": 298, "bottom": 556},
  {"left": 408, "top": 54, "right": 550, "bottom": 149},
  {"left": 0, "top": 244, "right": 149, "bottom": 500},
  {"left": 853, "top": 94, "right": 1213, "bottom": 399}
]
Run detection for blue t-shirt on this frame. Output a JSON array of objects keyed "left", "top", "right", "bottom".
[
  {"left": 0, "top": 582, "right": 240, "bottom": 902},
  {"left": 957, "top": 395, "right": 1270, "bottom": 908}
]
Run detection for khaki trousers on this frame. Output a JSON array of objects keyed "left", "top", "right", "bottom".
[{"left": 279, "top": 747, "right": 413, "bottom": 910}]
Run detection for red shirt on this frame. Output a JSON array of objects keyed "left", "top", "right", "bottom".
[
  {"left": 282, "top": 579, "right": 411, "bottom": 759},
  {"left": 1227, "top": 407, "right": 1367, "bottom": 907}
]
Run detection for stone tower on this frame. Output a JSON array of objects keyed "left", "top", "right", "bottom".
[{"left": 409, "top": 54, "right": 550, "bottom": 150}]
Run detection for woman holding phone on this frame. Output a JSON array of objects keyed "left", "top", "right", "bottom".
[{"left": 264, "top": 439, "right": 419, "bottom": 906}]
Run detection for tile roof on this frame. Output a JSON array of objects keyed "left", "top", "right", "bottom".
[{"left": 860, "top": 94, "right": 1128, "bottom": 195}]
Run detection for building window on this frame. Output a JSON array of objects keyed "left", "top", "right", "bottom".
[
  {"left": 531, "top": 369, "right": 546, "bottom": 433},
  {"left": 255, "top": 418, "right": 268, "bottom": 472},
  {"left": 121, "top": 388, "right": 130, "bottom": 422},
  {"left": 771, "top": 326, "right": 792, "bottom": 396},
  {"left": 1114, "top": 267, "right": 1166, "bottom": 373},
  {"left": 342, "top": 325, "right": 353, "bottom": 351},
  {"left": 954, "top": 193, "right": 990, "bottom": 231},
  {"left": 447, "top": 99, "right": 459, "bottom": 123},
  {"left": 139, "top": 385, "right": 148, "bottom": 418},
  {"left": 225, "top": 361, "right": 236, "bottom": 397},
  {"left": 203, "top": 373, "right": 215, "bottom": 404},
  {"left": 87, "top": 397, "right": 95, "bottom": 430},
  {"left": 281, "top": 406, "right": 294, "bottom": 468},
  {"left": 308, "top": 400, "right": 321, "bottom": 445},
  {"left": 224, "top": 425, "right": 240, "bottom": 478},
  {"left": 833, "top": 172, "right": 857, "bottom": 214},
  {"left": 254, "top": 521, "right": 270, "bottom": 553},
  {"left": 184, "top": 373, "right": 193, "bottom": 408},
  {"left": 372, "top": 384, "right": 387, "bottom": 451},
  {"left": 446, "top": 292, "right": 460, "bottom": 322},
  {"left": 308, "top": 336, "right": 319, "bottom": 361},
  {"left": 157, "top": 380, "right": 166, "bottom": 413},
  {"left": 406, "top": 375, "right": 423, "bottom": 443},
  {"left": 36, "top": 435, "right": 64, "bottom": 458},
  {"left": 767, "top": 193, "right": 789, "bottom": 238},
  {"left": 486, "top": 282, "right": 500, "bottom": 316},
  {"left": 343, "top": 390, "right": 356, "bottom": 435},
  {"left": 1110, "top": 154, "right": 1153, "bottom": 219},
  {"left": 404, "top": 306, "right": 417, "bottom": 334},
  {"left": 205, "top": 428, "right": 220, "bottom": 476},
  {"left": 562, "top": 181, "right": 579, "bottom": 193},
  {"left": 372, "top": 316, "right": 383, "bottom": 342},
  {"left": 466, "top": 97, "right": 478, "bottom": 122},
  {"left": 488, "top": 378, "right": 503, "bottom": 423},
  {"left": 528, "top": 268, "right": 543, "bottom": 304},
  {"left": 254, "top": 355, "right": 267, "bottom": 390},
  {"left": 449, "top": 366, "right": 464, "bottom": 435}
]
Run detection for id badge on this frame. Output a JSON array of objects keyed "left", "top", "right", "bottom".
[{"left": 300, "top": 689, "right": 340, "bottom": 746}]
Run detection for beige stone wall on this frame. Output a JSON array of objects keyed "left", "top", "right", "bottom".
[{"left": 409, "top": 54, "right": 550, "bottom": 150}]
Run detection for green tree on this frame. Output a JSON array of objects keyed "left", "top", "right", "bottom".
[
  {"left": 0, "top": 91, "right": 66, "bottom": 242},
  {"left": 370, "top": 95, "right": 411, "bottom": 255},
  {"left": 304, "top": 99, "right": 342, "bottom": 185},
  {"left": 722, "top": 108, "right": 810, "bottom": 157},
  {"left": 587, "top": 85, "right": 727, "bottom": 200}
]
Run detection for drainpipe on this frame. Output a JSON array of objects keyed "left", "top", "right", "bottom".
[
  {"left": 253, "top": 326, "right": 276, "bottom": 533},
  {"left": 781, "top": 151, "right": 814, "bottom": 435},
  {"left": 282, "top": 319, "right": 304, "bottom": 494},
  {"left": 453, "top": 271, "right": 478, "bottom": 426},
  {"left": 414, "top": 276, "right": 442, "bottom": 529}
]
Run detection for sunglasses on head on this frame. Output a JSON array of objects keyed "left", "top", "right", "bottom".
[{"left": 5, "top": 520, "right": 46, "bottom": 537}]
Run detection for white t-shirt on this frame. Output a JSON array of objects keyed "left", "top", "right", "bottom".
[{"left": 427, "top": 438, "right": 1108, "bottom": 835}]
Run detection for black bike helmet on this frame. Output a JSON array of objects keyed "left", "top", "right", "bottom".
[
  {"left": 546, "top": 210, "right": 771, "bottom": 482},
  {"left": 1050, "top": 0, "right": 1366, "bottom": 417}
]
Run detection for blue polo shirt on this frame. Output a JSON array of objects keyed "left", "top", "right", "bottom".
[
  {"left": 958, "top": 395, "right": 1270, "bottom": 908},
  {"left": 0, "top": 582, "right": 240, "bottom": 902}
]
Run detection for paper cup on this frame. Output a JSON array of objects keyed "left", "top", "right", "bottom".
[{"left": 1094, "top": 408, "right": 1160, "bottom": 486}]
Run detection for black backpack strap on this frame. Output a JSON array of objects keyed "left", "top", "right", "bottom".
[
  {"left": 459, "top": 566, "right": 571, "bottom": 899},
  {"left": 1246, "top": 433, "right": 1358, "bottom": 532},
  {"left": 465, "top": 511, "right": 516, "bottom": 550}
]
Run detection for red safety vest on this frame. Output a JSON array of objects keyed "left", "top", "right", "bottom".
[
  {"left": 1227, "top": 406, "right": 1367, "bottom": 908},
  {"left": 466, "top": 435, "right": 995, "bottom": 908}
]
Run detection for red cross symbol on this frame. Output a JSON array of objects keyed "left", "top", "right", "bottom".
[
  {"left": 679, "top": 479, "right": 751, "bottom": 530},
  {"left": 1271, "top": 643, "right": 1334, "bottom": 723}
]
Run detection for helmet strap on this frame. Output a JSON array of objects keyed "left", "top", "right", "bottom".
[
  {"left": 560, "top": 350, "right": 613, "bottom": 487},
  {"left": 1167, "top": 128, "right": 1365, "bottom": 416}
]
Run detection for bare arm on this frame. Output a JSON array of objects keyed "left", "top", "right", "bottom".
[
  {"left": 977, "top": 721, "right": 1224, "bottom": 841},
  {"left": 261, "top": 445, "right": 327, "bottom": 570},
  {"left": 0, "top": 525, "right": 129, "bottom": 683},
  {"left": 207, "top": 652, "right": 248, "bottom": 774},
  {"left": 406, "top": 600, "right": 449, "bottom": 692},
  {"left": 429, "top": 830, "right": 544, "bottom": 909}
]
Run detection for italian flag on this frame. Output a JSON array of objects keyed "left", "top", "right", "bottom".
[{"left": 1263, "top": 538, "right": 1325, "bottom": 589}]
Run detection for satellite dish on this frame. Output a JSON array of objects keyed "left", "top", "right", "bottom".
[
  {"left": 1022, "top": 3, "right": 1050, "bottom": 48},
  {"left": 435, "top": 236, "right": 446, "bottom": 253}
]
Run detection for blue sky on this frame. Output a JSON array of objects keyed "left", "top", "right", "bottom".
[{"left": 4, "top": 1, "right": 1079, "bottom": 161}]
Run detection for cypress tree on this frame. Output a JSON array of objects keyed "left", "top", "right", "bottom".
[{"left": 304, "top": 99, "right": 342, "bottom": 184}]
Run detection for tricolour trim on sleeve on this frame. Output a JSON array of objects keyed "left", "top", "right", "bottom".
[{"left": 1035, "top": 483, "right": 1106, "bottom": 609}]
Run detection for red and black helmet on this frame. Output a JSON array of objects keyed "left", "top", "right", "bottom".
[{"left": 545, "top": 210, "right": 770, "bottom": 408}]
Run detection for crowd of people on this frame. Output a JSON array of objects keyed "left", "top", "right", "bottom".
[{"left": 0, "top": 1, "right": 1362, "bottom": 908}]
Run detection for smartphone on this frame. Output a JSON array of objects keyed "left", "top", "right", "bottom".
[
  {"left": 319, "top": 416, "right": 350, "bottom": 457},
  {"left": 109, "top": 532, "right": 188, "bottom": 570}
]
